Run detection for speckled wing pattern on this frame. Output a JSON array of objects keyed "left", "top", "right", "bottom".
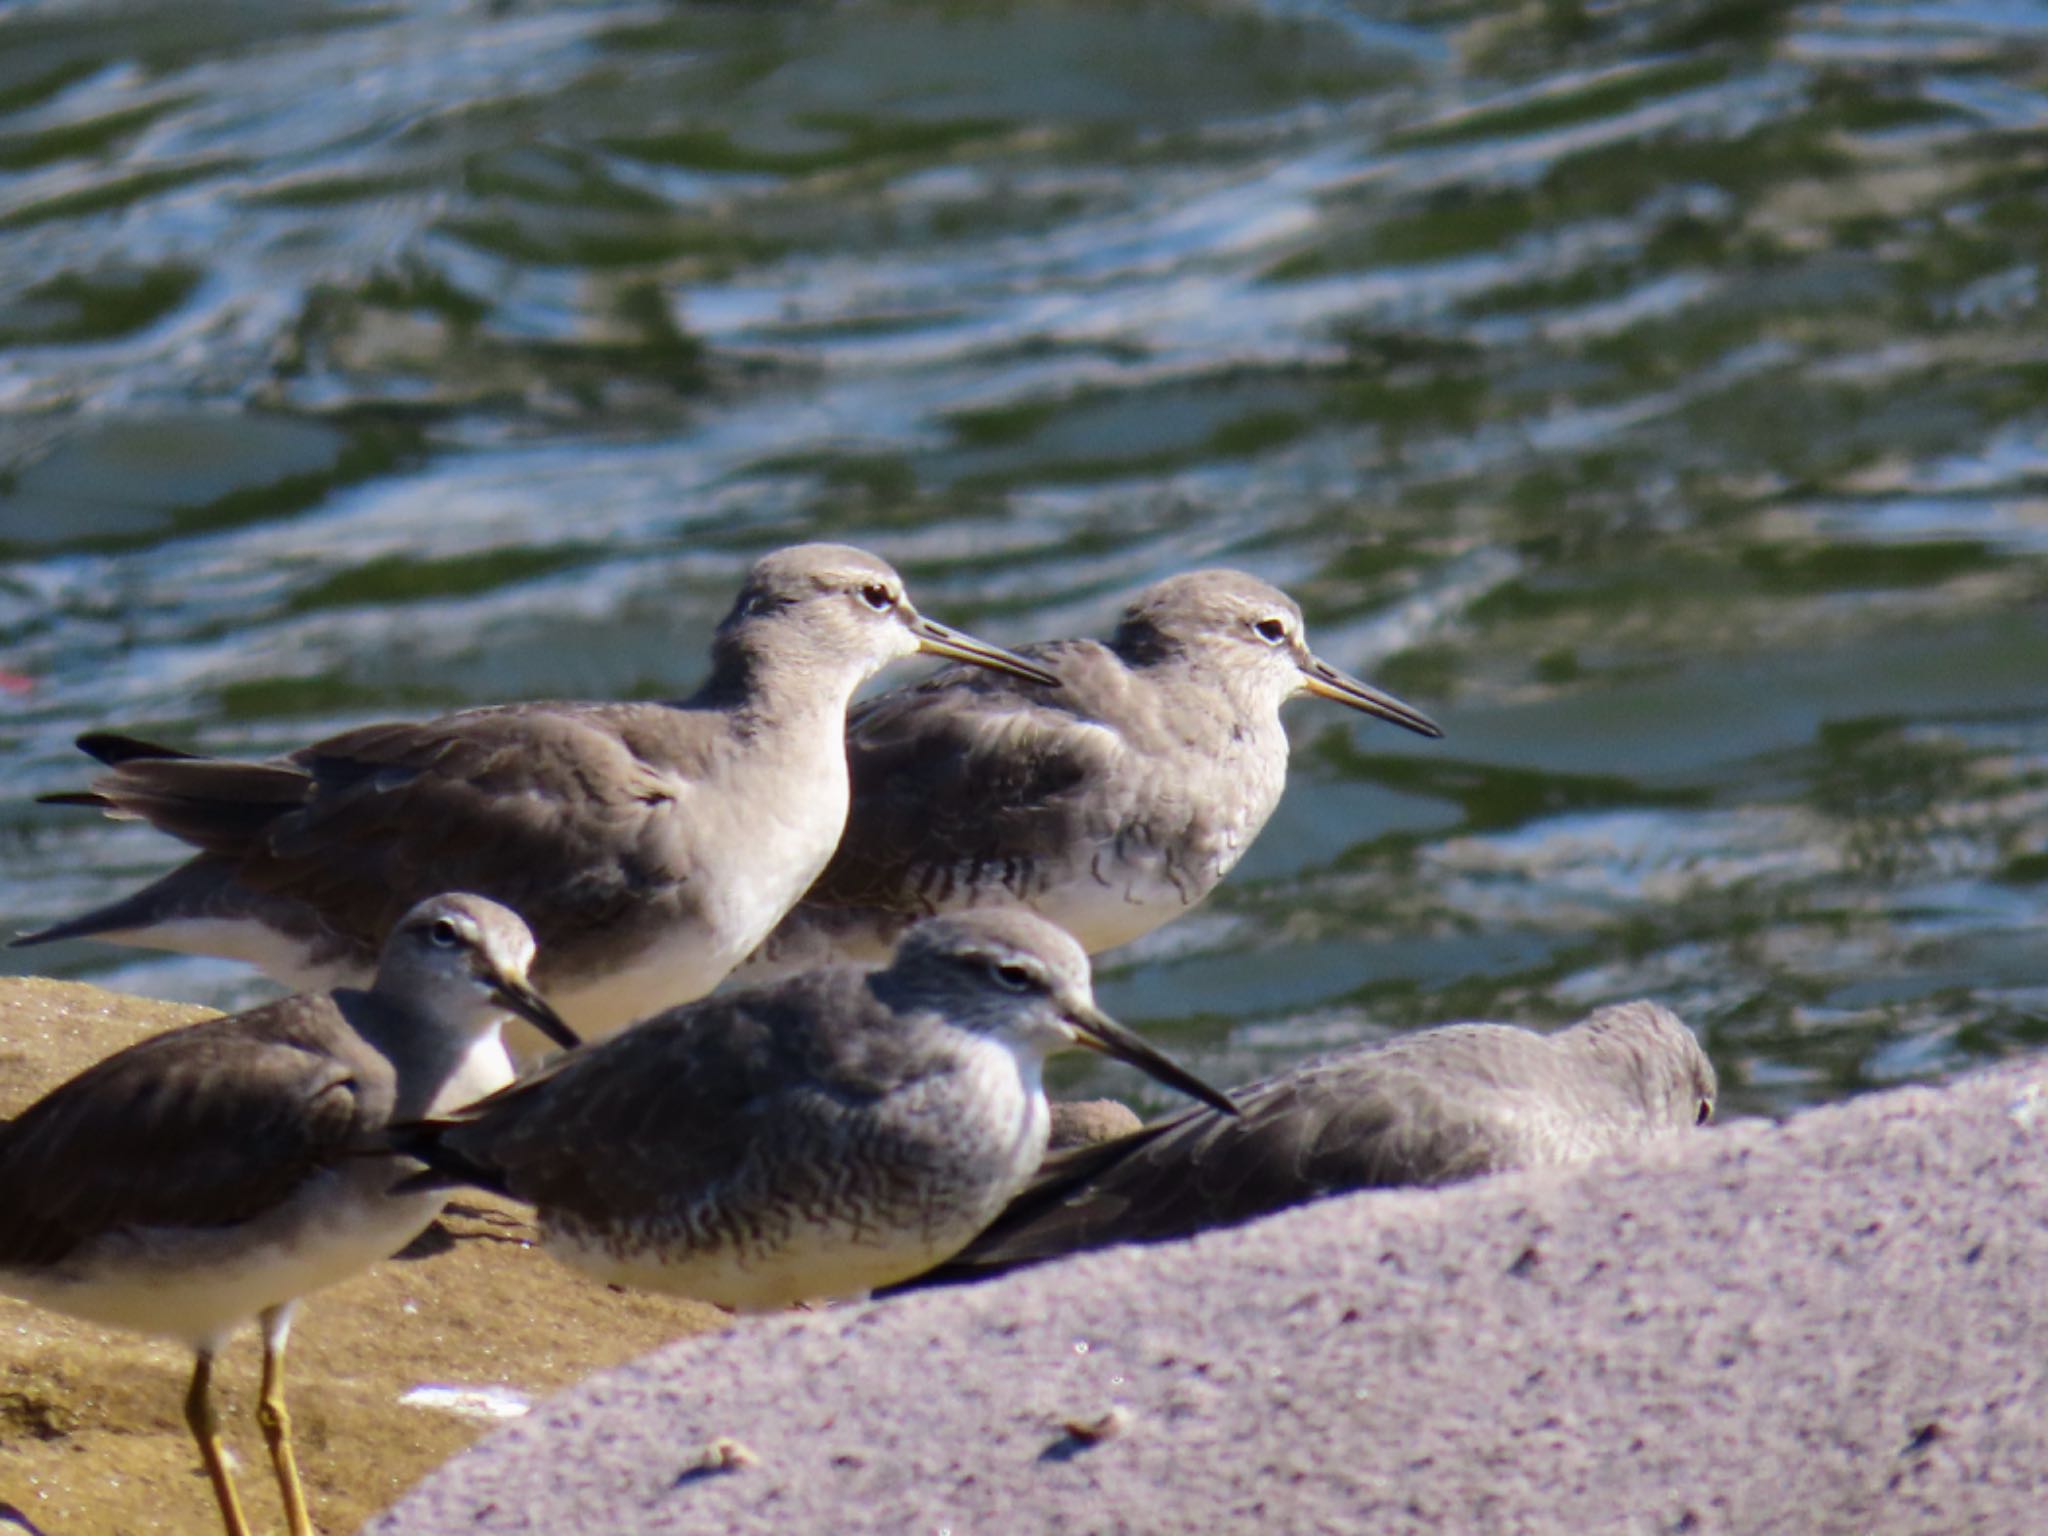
[
  {"left": 905, "top": 1030, "right": 1561, "bottom": 1283},
  {"left": 0, "top": 998, "right": 392, "bottom": 1270},
  {"left": 64, "top": 704, "right": 718, "bottom": 950},
  {"left": 416, "top": 971, "right": 934, "bottom": 1228},
  {"left": 801, "top": 642, "right": 1134, "bottom": 915}
]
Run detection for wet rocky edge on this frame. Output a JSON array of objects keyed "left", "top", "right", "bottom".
[
  {"left": 0, "top": 977, "right": 724, "bottom": 1536},
  {"left": 371, "top": 1055, "right": 2048, "bottom": 1535}
]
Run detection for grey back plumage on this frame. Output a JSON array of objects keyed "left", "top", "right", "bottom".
[
  {"left": 746, "top": 569, "right": 1441, "bottom": 975},
  {"left": 0, "top": 893, "right": 548, "bottom": 1276},
  {"left": 20, "top": 546, "right": 1051, "bottom": 1036},
  {"left": 413, "top": 910, "right": 1115, "bottom": 1228},
  {"left": 400, "top": 910, "right": 1232, "bottom": 1308},
  {"left": 898, "top": 1001, "right": 1715, "bottom": 1288},
  {"left": 414, "top": 964, "right": 953, "bottom": 1224}
]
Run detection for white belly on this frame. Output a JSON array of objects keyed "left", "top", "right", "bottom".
[
  {"left": 1026, "top": 857, "right": 1204, "bottom": 953},
  {"left": 1, "top": 1170, "right": 443, "bottom": 1352},
  {"left": 549, "top": 936, "right": 743, "bottom": 1042},
  {"left": 100, "top": 915, "right": 373, "bottom": 993},
  {"left": 728, "top": 849, "right": 1203, "bottom": 989},
  {"left": 425, "top": 1029, "right": 518, "bottom": 1114},
  {"left": 547, "top": 1217, "right": 982, "bottom": 1313}
]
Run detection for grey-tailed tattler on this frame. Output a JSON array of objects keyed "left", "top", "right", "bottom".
[
  {"left": 0, "top": 894, "right": 574, "bottom": 1536},
  {"left": 19, "top": 544, "right": 1055, "bottom": 1039},
  {"left": 740, "top": 568, "right": 1441, "bottom": 981},
  {"left": 895, "top": 1001, "right": 1715, "bottom": 1288},
  {"left": 391, "top": 909, "right": 1237, "bottom": 1309}
]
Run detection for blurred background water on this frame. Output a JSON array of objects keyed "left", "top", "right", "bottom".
[{"left": 1, "top": 0, "right": 2044, "bottom": 1120}]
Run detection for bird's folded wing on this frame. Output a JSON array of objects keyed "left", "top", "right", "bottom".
[
  {"left": 911, "top": 1057, "right": 1511, "bottom": 1280},
  {"left": 0, "top": 1018, "right": 377, "bottom": 1269},
  {"left": 72, "top": 707, "right": 696, "bottom": 944},
  {"left": 422, "top": 979, "right": 889, "bottom": 1224},
  {"left": 807, "top": 650, "right": 1132, "bottom": 913}
]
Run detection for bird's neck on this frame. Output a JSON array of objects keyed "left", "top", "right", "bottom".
[
  {"left": 685, "top": 633, "right": 871, "bottom": 736},
  {"left": 417, "top": 1026, "right": 516, "bottom": 1119},
  {"left": 349, "top": 988, "right": 512, "bottom": 1120}
]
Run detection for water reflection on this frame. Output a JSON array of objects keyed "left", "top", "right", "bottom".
[{"left": 2, "top": 0, "right": 2044, "bottom": 1120}]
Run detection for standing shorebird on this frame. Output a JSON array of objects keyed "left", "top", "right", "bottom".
[
  {"left": 896, "top": 1002, "right": 1716, "bottom": 1287},
  {"left": 16, "top": 544, "right": 1054, "bottom": 1039},
  {"left": 394, "top": 909, "right": 1237, "bottom": 1309},
  {"left": 0, "top": 894, "right": 576, "bottom": 1536},
  {"left": 738, "top": 569, "right": 1442, "bottom": 981}
]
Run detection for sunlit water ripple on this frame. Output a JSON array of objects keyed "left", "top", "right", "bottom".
[{"left": 2, "top": 0, "right": 2044, "bottom": 1120}]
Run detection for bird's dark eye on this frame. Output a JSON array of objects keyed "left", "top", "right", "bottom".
[
  {"left": 860, "top": 583, "right": 896, "bottom": 611},
  {"left": 428, "top": 918, "right": 462, "bottom": 948},
  {"left": 1696, "top": 1100, "right": 1713, "bottom": 1125},
  {"left": 989, "top": 960, "right": 1035, "bottom": 992},
  {"left": 1253, "top": 617, "right": 1288, "bottom": 644}
]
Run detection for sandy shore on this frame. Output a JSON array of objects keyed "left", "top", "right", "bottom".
[{"left": 0, "top": 977, "right": 726, "bottom": 1536}]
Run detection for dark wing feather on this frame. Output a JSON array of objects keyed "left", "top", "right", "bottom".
[
  {"left": 69, "top": 756, "right": 313, "bottom": 847},
  {"left": 804, "top": 642, "right": 1133, "bottom": 913},
  {"left": 412, "top": 971, "right": 919, "bottom": 1223},
  {"left": 36, "top": 731, "right": 296, "bottom": 820},
  {"left": 899, "top": 1038, "right": 1538, "bottom": 1286},
  {"left": 0, "top": 1002, "right": 385, "bottom": 1269},
  {"left": 11, "top": 856, "right": 333, "bottom": 951},
  {"left": 76, "top": 732, "right": 205, "bottom": 767},
  {"left": 898, "top": 1073, "right": 1348, "bottom": 1280},
  {"left": 62, "top": 705, "right": 706, "bottom": 949}
]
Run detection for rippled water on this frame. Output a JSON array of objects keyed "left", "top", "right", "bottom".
[{"left": 3, "top": 0, "right": 2045, "bottom": 1120}]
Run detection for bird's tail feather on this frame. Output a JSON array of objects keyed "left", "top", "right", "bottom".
[{"left": 380, "top": 1122, "right": 514, "bottom": 1200}]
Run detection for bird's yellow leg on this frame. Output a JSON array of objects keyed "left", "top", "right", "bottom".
[
  {"left": 257, "top": 1304, "right": 314, "bottom": 1536},
  {"left": 184, "top": 1350, "right": 252, "bottom": 1536}
]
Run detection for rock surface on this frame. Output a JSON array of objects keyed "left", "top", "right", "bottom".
[{"left": 369, "top": 1055, "right": 2048, "bottom": 1536}]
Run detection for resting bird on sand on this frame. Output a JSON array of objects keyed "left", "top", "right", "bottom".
[
  {"left": 0, "top": 894, "right": 576, "bottom": 1536},
  {"left": 18, "top": 544, "right": 1054, "bottom": 1040},
  {"left": 893, "top": 1001, "right": 1715, "bottom": 1289},
  {"left": 738, "top": 568, "right": 1442, "bottom": 982},
  {"left": 393, "top": 910, "right": 1237, "bottom": 1310}
]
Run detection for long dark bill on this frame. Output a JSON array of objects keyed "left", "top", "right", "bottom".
[
  {"left": 1300, "top": 655, "right": 1443, "bottom": 739},
  {"left": 909, "top": 614, "right": 1060, "bottom": 688},
  {"left": 1067, "top": 1002, "right": 1238, "bottom": 1116},
  {"left": 489, "top": 975, "right": 582, "bottom": 1050}
]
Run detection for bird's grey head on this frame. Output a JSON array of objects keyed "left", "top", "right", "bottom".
[
  {"left": 710, "top": 543, "right": 1055, "bottom": 692},
  {"left": 1571, "top": 1001, "right": 1717, "bottom": 1133},
  {"left": 371, "top": 894, "right": 580, "bottom": 1051},
  {"left": 1110, "top": 569, "right": 1441, "bottom": 739},
  {"left": 877, "top": 909, "right": 1237, "bottom": 1114}
]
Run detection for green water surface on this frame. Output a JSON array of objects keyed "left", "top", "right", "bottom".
[{"left": 2, "top": 0, "right": 2045, "bottom": 1119}]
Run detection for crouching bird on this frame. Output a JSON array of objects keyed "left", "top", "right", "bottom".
[
  {"left": 892, "top": 1001, "right": 1716, "bottom": 1290},
  {"left": 391, "top": 909, "right": 1236, "bottom": 1310}
]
